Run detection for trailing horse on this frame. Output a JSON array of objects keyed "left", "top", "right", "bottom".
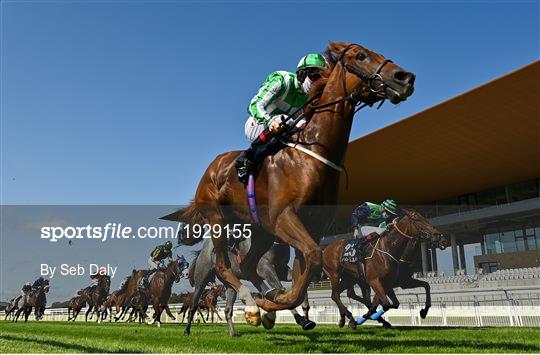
[
  {"left": 67, "top": 294, "right": 86, "bottom": 321},
  {"left": 81, "top": 275, "right": 111, "bottom": 322},
  {"left": 164, "top": 41, "right": 415, "bottom": 326},
  {"left": 183, "top": 238, "right": 314, "bottom": 336},
  {"left": 146, "top": 255, "right": 190, "bottom": 326},
  {"left": 322, "top": 209, "right": 448, "bottom": 328},
  {"left": 13, "top": 279, "right": 50, "bottom": 322},
  {"left": 4, "top": 296, "right": 21, "bottom": 320}
]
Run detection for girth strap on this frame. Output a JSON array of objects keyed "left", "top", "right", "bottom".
[{"left": 279, "top": 139, "right": 344, "bottom": 172}]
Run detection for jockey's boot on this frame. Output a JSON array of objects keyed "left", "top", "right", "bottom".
[
  {"left": 236, "top": 138, "right": 282, "bottom": 184},
  {"left": 235, "top": 147, "right": 255, "bottom": 184}
]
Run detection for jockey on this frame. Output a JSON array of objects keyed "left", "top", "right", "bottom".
[
  {"left": 235, "top": 53, "right": 327, "bottom": 183},
  {"left": 31, "top": 276, "right": 44, "bottom": 292},
  {"left": 352, "top": 199, "right": 400, "bottom": 247},
  {"left": 148, "top": 240, "right": 173, "bottom": 273}
]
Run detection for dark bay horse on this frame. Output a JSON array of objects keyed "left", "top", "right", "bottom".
[
  {"left": 13, "top": 279, "right": 50, "bottom": 322},
  {"left": 67, "top": 294, "right": 86, "bottom": 321},
  {"left": 82, "top": 275, "right": 111, "bottom": 322},
  {"left": 112, "top": 269, "right": 149, "bottom": 323},
  {"left": 146, "top": 255, "right": 190, "bottom": 326},
  {"left": 323, "top": 209, "right": 448, "bottom": 328},
  {"left": 165, "top": 41, "right": 415, "bottom": 325}
]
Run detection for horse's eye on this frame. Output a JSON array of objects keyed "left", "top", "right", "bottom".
[{"left": 356, "top": 52, "right": 367, "bottom": 61}]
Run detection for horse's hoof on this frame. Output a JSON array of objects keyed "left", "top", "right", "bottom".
[
  {"left": 261, "top": 313, "right": 276, "bottom": 330},
  {"left": 420, "top": 308, "right": 428, "bottom": 319},
  {"left": 338, "top": 318, "right": 345, "bottom": 328},
  {"left": 348, "top": 319, "right": 357, "bottom": 330},
  {"left": 244, "top": 306, "right": 261, "bottom": 327},
  {"left": 382, "top": 322, "right": 392, "bottom": 329},
  {"left": 184, "top": 330, "right": 190, "bottom": 336},
  {"left": 302, "top": 320, "right": 316, "bottom": 331}
]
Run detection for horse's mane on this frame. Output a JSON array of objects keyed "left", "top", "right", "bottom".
[
  {"left": 303, "top": 42, "right": 353, "bottom": 120},
  {"left": 306, "top": 41, "right": 348, "bottom": 98}
]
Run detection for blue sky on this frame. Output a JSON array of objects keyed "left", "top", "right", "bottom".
[
  {"left": 2, "top": 1, "right": 538, "bottom": 205},
  {"left": 0, "top": 1, "right": 539, "bottom": 301}
]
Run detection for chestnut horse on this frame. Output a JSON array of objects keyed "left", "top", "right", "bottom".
[
  {"left": 146, "top": 255, "right": 190, "bottom": 326},
  {"left": 178, "top": 285, "right": 226, "bottom": 323},
  {"left": 323, "top": 209, "right": 448, "bottom": 329},
  {"left": 113, "top": 270, "right": 147, "bottom": 322},
  {"left": 67, "top": 294, "right": 86, "bottom": 321},
  {"left": 166, "top": 41, "right": 415, "bottom": 325}
]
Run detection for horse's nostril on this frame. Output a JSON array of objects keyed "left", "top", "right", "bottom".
[{"left": 394, "top": 70, "right": 415, "bottom": 84}]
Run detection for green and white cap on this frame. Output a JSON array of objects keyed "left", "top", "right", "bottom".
[
  {"left": 296, "top": 53, "right": 327, "bottom": 72},
  {"left": 381, "top": 199, "right": 399, "bottom": 215}
]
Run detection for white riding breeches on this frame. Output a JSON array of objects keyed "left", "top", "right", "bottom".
[
  {"left": 244, "top": 116, "right": 266, "bottom": 143},
  {"left": 360, "top": 226, "right": 385, "bottom": 237}
]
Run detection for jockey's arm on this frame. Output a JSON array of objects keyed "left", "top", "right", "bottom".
[
  {"left": 248, "top": 73, "right": 285, "bottom": 126},
  {"left": 351, "top": 204, "right": 370, "bottom": 231}
]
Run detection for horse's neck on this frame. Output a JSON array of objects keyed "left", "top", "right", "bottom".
[
  {"left": 161, "top": 263, "right": 177, "bottom": 285},
  {"left": 300, "top": 66, "right": 355, "bottom": 164},
  {"left": 382, "top": 221, "right": 412, "bottom": 258}
]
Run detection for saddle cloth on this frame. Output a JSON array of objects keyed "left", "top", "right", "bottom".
[
  {"left": 341, "top": 239, "right": 376, "bottom": 264},
  {"left": 342, "top": 240, "right": 360, "bottom": 263}
]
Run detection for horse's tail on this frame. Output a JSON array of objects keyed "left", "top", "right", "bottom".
[{"left": 161, "top": 201, "right": 207, "bottom": 246}]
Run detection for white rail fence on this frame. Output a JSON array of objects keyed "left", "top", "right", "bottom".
[{"left": 3, "top": 286, "right": 539, "bottom": 327}]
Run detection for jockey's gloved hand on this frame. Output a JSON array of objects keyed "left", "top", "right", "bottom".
[{"left": 269, "top": 119, "right": 281, "bottom": 134}]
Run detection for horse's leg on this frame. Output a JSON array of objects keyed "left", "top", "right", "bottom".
[
  {"left": 224, "top": 287, "right": 238, "bottom": 337},
  {"left": 164, "top": 305, "right": 176, "bottom": 321},
  {"left": 24, "top": 307, "right": 31, "bottom": 322},
  {"left": 207, "top": 210, "right": 261, "bottom": 326},
  {"left": 85, "top": 305, "right": 93, "bottom": 322},
  {"left": 363, "top": 278, "right": 392, "bottom": 322},
  {"left": 257, "top": 208, "right": 322, "bottom": 312},
  {"left": 399, "top": 277, "right": 431, "bottom": 318},
  {"left": 302, "top": 291, "right": 310, "bottom": 320},
  {"left": 67, "top": 307, "right": 72, "bottom": 321},
  {"left": 211, "top": 305, "right": 221, "bottom": 321},
  {"left": 326, "top": 269, "right": 352, "bottom": 328},
  {"left": 184, "top": 284, "right": 207, "bottom": 335},
  {"left": 256, "top": 260, "right": 283, "bottom": 330}
]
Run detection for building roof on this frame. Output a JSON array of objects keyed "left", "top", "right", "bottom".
[{"left": 337, "top": 61, "right": 540, "bottom": 205}]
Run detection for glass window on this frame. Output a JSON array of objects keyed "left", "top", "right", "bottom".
[
  {"left": 516, "top": 236, "right": 526, "bottom": 251},
  {"left": 500, "top": 230, "right": 516, "bottom": 253},
  {"left": 484, "top": 233, "right": 500, "bottom": 254}
]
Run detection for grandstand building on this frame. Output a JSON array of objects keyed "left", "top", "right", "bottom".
[{"left": 324, "top": 60, "right": 540, "bottom": 275}]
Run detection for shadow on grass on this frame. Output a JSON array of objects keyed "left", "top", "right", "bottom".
[
  {"left": 0, "top": 334, "right": 143, "bottom": 354},
  {"left": 260, "top": 328, "right": 540, "bottom": 353}
]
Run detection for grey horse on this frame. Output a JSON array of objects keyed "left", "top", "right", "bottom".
[{"left": 184, "top": 238, "right": 315, "bottom": 336}]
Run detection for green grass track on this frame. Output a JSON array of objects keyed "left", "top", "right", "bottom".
[{"left": 1, "top": 321, "right": 539, "bottom": 353}]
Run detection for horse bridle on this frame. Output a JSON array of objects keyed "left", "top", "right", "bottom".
[
  {"left": 338, "top": 44, "right": 394, "bottom": 94},
  {"left": 311, "top": 44, "right": 394, "bottom": 112},
  {"left": 389, "top": 213, "right": 435, "bottom": 242},
  {"left": 173, "top": 258, "right": 189, "bottom": 282}
]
